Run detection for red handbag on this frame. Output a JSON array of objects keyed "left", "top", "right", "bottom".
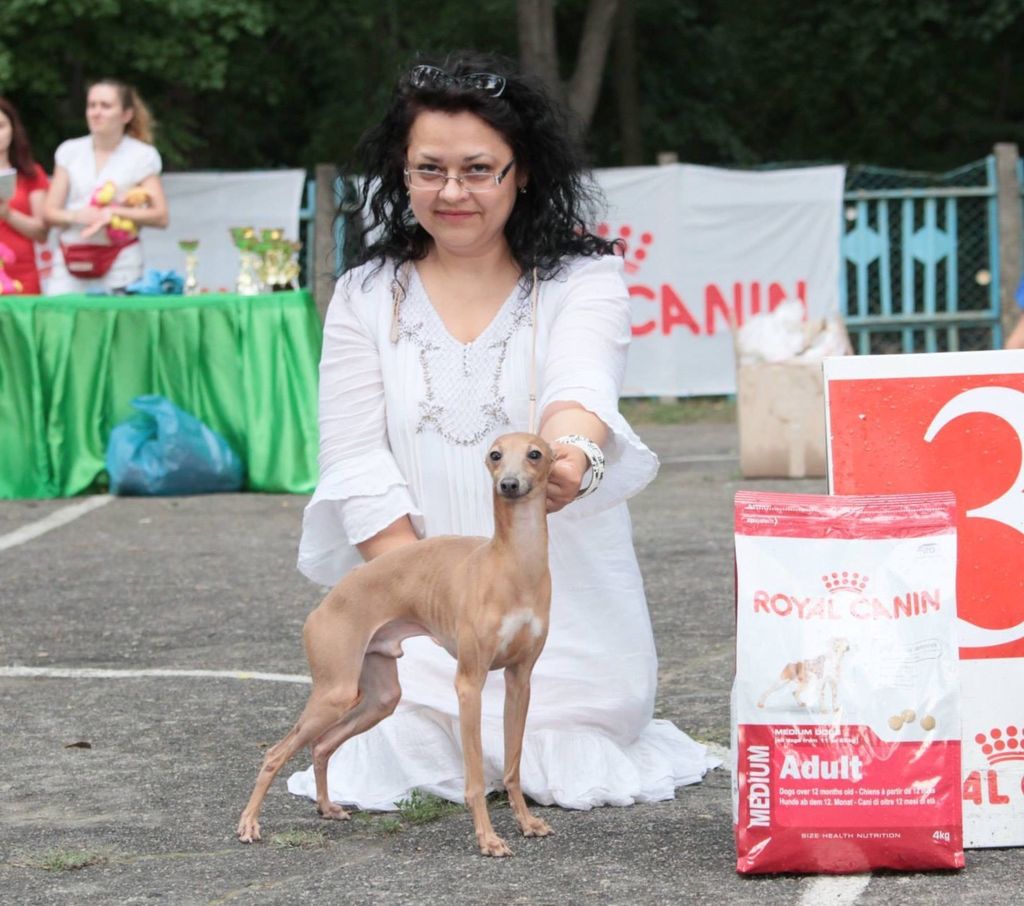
[{"left": 61, "top": 239, "right": 138, "bottom": 278}]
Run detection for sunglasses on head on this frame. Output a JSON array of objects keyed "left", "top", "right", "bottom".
[{"left": 409, "top": 64, "right": 507, "bottom": 98}]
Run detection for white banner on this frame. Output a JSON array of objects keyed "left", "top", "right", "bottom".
[
  {"left": 595, "top": 164, "right": 846, "bottom": 396},
  {"left": 139, "top": 170, "right": 307, "bottom": 293}
]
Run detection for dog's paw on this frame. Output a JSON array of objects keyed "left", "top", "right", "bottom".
[
  {"left": 317, "top": 802, "right": 351, "bottom": 821},
  {"left": 478, "top": 833, "right": 513, "bottom": 858},
  {"left": 517, "top": 814, "right": 552, "bottom": 838},
  {"left": 236, "top": 814, "right": 262, "bottom": 843}
]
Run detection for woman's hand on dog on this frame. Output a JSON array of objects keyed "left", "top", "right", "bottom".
[{"left": 546, "top": 443, "right": 587, "bottom": 513}]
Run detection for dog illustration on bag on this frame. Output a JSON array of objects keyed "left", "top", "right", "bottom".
[{"left": 757, "top": 637, "right": 851, "bottom": 713}]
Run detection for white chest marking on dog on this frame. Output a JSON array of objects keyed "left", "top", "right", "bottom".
[{"left": 497, "top": 609, "right": 543, "bottom": 654}]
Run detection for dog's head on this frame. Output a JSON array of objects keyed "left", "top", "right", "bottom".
[{"left": 485, "top": 433, "right": 553, "bottom": 500}]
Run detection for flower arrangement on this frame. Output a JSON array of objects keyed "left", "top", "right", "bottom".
[
  {"left": 0, "top": 241, "right": 23, "bottom": 294},
  {"left": 88, "top": 181, "right": 151, "bottom": 244}
]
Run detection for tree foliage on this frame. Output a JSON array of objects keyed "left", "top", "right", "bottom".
[
  {"left": 1, "top": 0, "right": 1023, "bottom": 174},
  {"left": 598, "top": 0, "right": 1024, "bottom": 170}
]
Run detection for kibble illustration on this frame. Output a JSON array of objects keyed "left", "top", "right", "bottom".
[{"left": 887, "top": 710, "right": 937, "bottom": 732}]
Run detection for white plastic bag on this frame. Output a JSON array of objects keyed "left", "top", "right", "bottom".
[{"left": 736, "top": 300, "right": 850, "bottom": 365}]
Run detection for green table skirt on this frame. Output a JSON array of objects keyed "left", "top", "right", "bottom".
[{"left": 0, "top": 291, "right": 322, "bottom": 498}]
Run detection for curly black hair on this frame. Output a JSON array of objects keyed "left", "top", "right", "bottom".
[{"left": 344, "top": 50, "right": 618, "bottom": 285}]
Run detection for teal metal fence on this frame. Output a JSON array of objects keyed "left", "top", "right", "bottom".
[
  {"left": 841, "top": 159, "right": 1002, "bottom": 353},
  {"left": 299, "top": 176, "right": 353, "bottom": 287}
]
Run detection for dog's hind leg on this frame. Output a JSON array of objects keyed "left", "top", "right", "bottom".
[
  {"left": 503, "top": 660, "right": 552, "bottom": 840},
  {"left": 757, "top": 674, "right": 792, "bottom": 708},
  {"left": 236, "top": 682, "right": 360, "bottom": 843},
  {"left": 309, "top": 653, "right": 402, "bottom": 821}
]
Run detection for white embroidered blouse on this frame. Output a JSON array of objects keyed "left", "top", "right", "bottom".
[{"left": 299, "top": 254, "right": 657, "bottom": 585}]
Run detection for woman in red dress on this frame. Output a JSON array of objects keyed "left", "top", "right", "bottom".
[{"left": 0, "top": 96, "right": 49, "bottom": 295}]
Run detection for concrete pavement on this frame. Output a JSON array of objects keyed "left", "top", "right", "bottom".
[{"left": 0, "top": 420, "right": 1019, "bottom": 905}]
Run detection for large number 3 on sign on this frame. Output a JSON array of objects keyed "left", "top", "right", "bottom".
[{"left": 925, "top": 386, "right": 1024, "bottom": 648}]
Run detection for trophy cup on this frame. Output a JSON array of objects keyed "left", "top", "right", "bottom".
[
  {"left": 258, "top": 228, "right": 301, "bottom": 291},
  {"left": 178, "top": 239, "right": 200, "bottom": 295},
  {"left": 230, "top": 226, "right": 263, "bottom": 295}
]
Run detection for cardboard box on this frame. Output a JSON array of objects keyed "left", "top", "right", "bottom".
[{"left": 737, "top": 360, "right": 826, "bottom": 478}]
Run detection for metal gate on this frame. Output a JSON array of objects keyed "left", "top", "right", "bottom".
[{"left": 841, "top": 159, "right": 1003, "bottom": 353}]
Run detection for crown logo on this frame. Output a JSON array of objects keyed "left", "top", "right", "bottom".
[
  {"left": 975, "top": 726, "right": 1024, "bottom": 765},
  {"left": 821, "top": 571, "right": 869, "bottom": 594},
  {"left": 596, "top": 222, "right": 654, "bottom": 274}
]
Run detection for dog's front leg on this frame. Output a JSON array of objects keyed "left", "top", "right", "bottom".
[
  {"left": 828, "top": 677, "right": 840, "bottom": 714},
  {"left": 503, "top": 660, "right": 552, "bottom": 840},
  {"left": 455, "top": 657, "right": 510, "bottom": 857}
]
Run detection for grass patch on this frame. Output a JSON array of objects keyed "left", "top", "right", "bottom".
[
  {"left": 395, "top": 789, "right": 463, "bottom": 825},
  {"left": 268, "top": 828, "right": 328, "bottom": 849},
  {"left": 620, "top": 396, "right": 735, "bottom": 425},
  {"left": 31, "top": 848, "right": 108, "bottom": 871},
  {"left": 352, "top": 812, "right": 403, "bottom": 835}
]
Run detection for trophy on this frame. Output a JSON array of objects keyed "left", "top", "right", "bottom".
[
  {"left": 230, "top": 226, "right": 263, "bottom": 295},
  {"left": 257, "top": 228, "right": 301, "bottom": 291},
  {"left": 178, "top": 239, "right": 200, "bottom": 295}
]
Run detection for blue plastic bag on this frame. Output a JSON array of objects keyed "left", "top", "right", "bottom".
[
  {"left": 106, "top": 395, "right": 244, "bottom": 495},
  {"left": 124, "top": 269, "right": 185, "bottom": 295}
]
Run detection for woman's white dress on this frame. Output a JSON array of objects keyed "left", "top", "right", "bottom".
[{"left": 287, "top": 255, "right": 712, "bottom": 810}]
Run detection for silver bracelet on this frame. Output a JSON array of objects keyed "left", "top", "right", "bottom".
[{"left": 554, "top": 434, "right": 605, "bottom": 500}]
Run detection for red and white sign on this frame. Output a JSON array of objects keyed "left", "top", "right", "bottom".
[
  {"left": 825, "top": 350, "right": 1024, "bottom": 847},
  {"left": 595, "top": 164, "right": 845, "bottom": 396}
]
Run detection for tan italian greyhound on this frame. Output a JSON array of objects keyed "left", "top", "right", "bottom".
[{"left": 237, "top": 432, "right": 554, "bottom": 857}]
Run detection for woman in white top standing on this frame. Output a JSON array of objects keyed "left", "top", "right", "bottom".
[
  {"left": 44, "top": 79, "right": 168, "bottom": 294},
  {"left": 283, "top": 52, "right": 713, "bottom": 817}
]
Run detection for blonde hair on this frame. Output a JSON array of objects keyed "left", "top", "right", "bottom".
[{"left": 89, "top": 78, "right": 155, "bottom": 144}]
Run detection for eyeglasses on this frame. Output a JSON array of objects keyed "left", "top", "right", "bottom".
[
  {"left": 404, "top": 159, "right": 516, "bottom": 193},
  {"left": 408, "top": 64, "right": 507, "bottom": 98}
]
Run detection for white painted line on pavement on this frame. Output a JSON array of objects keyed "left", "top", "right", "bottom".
[
  {"left": 0, "top": 495, "right": 114, "bottom": 552},
  {"left": 0, "top": 666, "right": 311, "bottom": 684},
  {"left": 798, "top": 874, "right": 871, "bottom": 906}
]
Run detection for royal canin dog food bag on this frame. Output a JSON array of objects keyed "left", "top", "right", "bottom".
[{"left": 732, "top": 491, "right": 964, "bottom": 874}]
